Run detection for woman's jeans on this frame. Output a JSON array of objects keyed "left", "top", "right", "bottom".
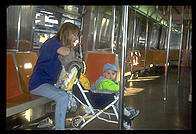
[{"left": 30, "top": 83, "right": 69, "bottom": 130}]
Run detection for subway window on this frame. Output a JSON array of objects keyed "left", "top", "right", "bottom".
[{"left": 33, "top": 6, "right": 83, "bottom": 49}]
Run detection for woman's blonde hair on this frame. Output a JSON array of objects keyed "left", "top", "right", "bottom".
[{"left": 55, "top": 22, "right": 80, "bottom": 48}]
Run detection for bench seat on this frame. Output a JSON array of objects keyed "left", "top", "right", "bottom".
[
  {"left": 6, "top": 53, "right": 52, "bottom": 117},
  {"left": 6, "top": 94, "right": 51, "bottom": 117}
]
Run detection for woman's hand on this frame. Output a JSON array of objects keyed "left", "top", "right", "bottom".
[{"left": 57, "top": 47, "right": 71, "bottom": 56}]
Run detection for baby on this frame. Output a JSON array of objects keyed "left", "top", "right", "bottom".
[{"left": 93, "top": 63, "right": 140, "bottom": 120}]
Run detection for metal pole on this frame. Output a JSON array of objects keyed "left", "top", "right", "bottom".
[
  {"left": 188, "top": 7, "right": 192, "bottom": 51},
  {"left": 132, "top": 9, "right": 136, "bottom": 52},
  {"left": 79, "top": 6, "right": 85, "bottom": 59},
  {"left": 92, "top": 7, "right": 99, "bottom": 51},
  {"left": 143, "top": 8, "right": 149, "bottom": 72},
  {"left": 177, "top": 6, "right": 184, "bottom": 84},
  {"left": 188, "top": 31, "right": 192, "bottom": 102},
  {"left": 188, "top": 7, "right": 192, "bottom": 102},
  {"left": 163, "top": 6, "right": 172, "bottom": 101},
  {"left": 186, "top": 21, "right": 190, "bottom": 50},
  {"left": 119, "top": 5, "right": 128, "bottom": 130},
  {"left": 16, "top": 6, "right": 22, "bottom": 50},
  {"left": 111, "top": 6, "right": 116, "bottom": 53}
]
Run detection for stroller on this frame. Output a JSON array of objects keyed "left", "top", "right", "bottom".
[{"left": 59, "top": 52, "right": 134, "bottom": 130}]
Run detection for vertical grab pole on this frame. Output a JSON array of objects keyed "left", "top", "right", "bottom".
[
  {"left": 163, "top": 6, "right": 172, "bottom": 101},
  {"left": 132, "top": 9, "right": 137, "bottom": 52},
  {"left": 188, "top": 31, "right": 192, "bottom": 102},
  {"left": 119, "top": 5, "right": 128, "bottom": 130},
  {"left": 92, "top": 7, "right": 99, "bottom": 51},
  {"left": 111, "top": 6, "right": 116, "bottom": 53},
  {"left": 79, "top": 6, "right": 85, "bottom": 59},
  {"left": 177, "top": 6, "right": 184, "bottom": 84},
  {"left": 143, "top": 8, "right": 149, "bottom": 72},
  {"left": 16, "top": 6, "right": 22, "bottom": 50},
  {"left": 186, "top": 19, "right": 190, "bottom": 50},
  {"left": 188, "top": 7, "right": 192, "bottom": 102}
]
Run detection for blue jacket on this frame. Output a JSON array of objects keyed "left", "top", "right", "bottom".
[{"left": 29, "top": 38, "right": 63, "bottom": 90}]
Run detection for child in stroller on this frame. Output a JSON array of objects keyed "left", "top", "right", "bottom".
[
  {"left": 57, "top": 50, "right": 139, "bottom": 130},
  {"left": 92, "top": 63, "right": 140, "bottom": 120}
]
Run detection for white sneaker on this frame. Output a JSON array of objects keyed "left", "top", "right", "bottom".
[
  {"left": 125, "top": 108, "right": 140, "bottom": 120},
  {"left": 37, "top": 117, "right": 53, "bottom": 128},
  {"left": 123, "top": 122, "right": 134, "bottom": 130}
]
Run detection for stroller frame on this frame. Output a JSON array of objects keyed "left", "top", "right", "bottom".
[
  {"left": 65, "top": 52, "right": 133, "bottom": 130},
  {"left": 70, "top": 77, "right": 119, "bottom": 130}
]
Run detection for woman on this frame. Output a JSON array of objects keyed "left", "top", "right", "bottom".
[{"left": 29, "top": 22, "right": 80, "bottom": 130}]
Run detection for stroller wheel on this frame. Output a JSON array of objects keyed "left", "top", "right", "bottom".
[{"left": 72, "top": 116, "right": 84, "bottom": 128}]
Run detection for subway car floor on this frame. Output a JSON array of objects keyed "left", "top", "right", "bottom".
[
  {"left": 6, "top": 66, "right": 192, "bottom": 130},
  {"left": 124, "top": 66, "right": 192, "bottom": 130}
]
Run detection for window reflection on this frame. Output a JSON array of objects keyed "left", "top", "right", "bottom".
[{"left": 33, "top": 6, "right": 82, "bottom": 48}]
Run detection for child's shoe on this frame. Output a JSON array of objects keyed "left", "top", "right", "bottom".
[{"left": 124, "top": 108, "right": 140, "bottom": 120}]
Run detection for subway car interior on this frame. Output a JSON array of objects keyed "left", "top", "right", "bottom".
[{"left": 6, "top": 5, "right": 192, "bottom": 130}]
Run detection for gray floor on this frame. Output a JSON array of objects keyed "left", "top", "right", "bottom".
[
  {"left": 6, "top": 66, "right": 192, "bottom": 130},
  {"left": 124, "top": 67, "right": 192, "bottom": 130},
  {"left": 80, "top": 66, "right": 192, "bottom": 130}
]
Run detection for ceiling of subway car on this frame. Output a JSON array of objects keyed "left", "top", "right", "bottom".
[{"left": 131, "top": 6, "right": 192, "bottom": 25}]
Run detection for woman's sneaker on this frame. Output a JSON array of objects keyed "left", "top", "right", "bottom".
[{"left": 37, "top": 117, "right": 53, "bottom": 128}]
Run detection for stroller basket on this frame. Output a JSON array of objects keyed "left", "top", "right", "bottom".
[
  {"left": 72, "top": 84, "right": 116, "bottom": 109},
  {"left": 88, "top": 91, "right": 116, "bottom": 109}
]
